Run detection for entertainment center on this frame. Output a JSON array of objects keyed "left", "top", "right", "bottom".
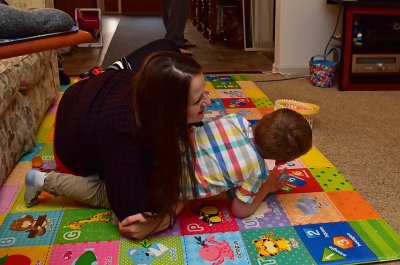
[{"left": 333, "top": 0, "right": 400, "bottom": 90}]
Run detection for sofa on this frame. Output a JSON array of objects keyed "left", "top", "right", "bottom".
[
  {"left": 0, "top": 51, "right": 59, "bottom": 185},
  {"left": 0, "top": 0, "right": 59, "bottom": 185}
]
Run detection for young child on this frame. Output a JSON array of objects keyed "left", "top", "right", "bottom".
[{"left": 184, "top": 108, "right": 312, "bottom": 218}]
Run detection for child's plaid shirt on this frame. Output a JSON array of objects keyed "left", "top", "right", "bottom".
[{"left": 189, "top": 114, "right": 269, "bottom": 203}]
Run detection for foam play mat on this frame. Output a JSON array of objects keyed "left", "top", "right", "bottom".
[{"left": 1, "top": 75, "right": 399, "bottom": 265}]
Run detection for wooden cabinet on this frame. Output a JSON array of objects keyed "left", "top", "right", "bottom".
[
  {"left": 54, "top": 0, "right": 97, "bottom": 18},
  {"left": 103, "top": 0, "right": 119, "bottom": 13},
  {"left": 338, "top": 1, "right": 400, "bottom": 90},
  {"left": 120, "top": 0, "right": 162, "bottom": 15},
  {"left": 191, "top": 0, "right": 244, "bottom": 48}
]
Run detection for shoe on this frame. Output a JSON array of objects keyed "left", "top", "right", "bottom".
[
  {"left": 79, "top": 67, "right": 104, "bottom": 79},
  {"left": 24, "top": 170, "right": 45, "bottom": 207},
  {"left": 184, "top": 39, "right": 196, "bottom": 48},
  {"left": 179, "top": 48, "right": 193, "bottom": 55},
  {"left": 59, "top": 70, "right": 71, "bottom": 85}
]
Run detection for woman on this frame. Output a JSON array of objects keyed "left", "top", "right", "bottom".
[{"left": 25, "top": 50, "right": 212, "bottom": 239}]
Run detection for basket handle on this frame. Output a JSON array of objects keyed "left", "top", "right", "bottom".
[
  {"left": 309, "top": 54, "right": 327, "bottom": 63},
  {"left": 326, "top": 47, "right": 341, "bottom": 64},
  {"left": 310, "top": 47, "right": 341, "bottom": 64}
]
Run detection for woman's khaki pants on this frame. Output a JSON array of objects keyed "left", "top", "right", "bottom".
[{"left": 44, "top": 171, "right": 111, "bottom": 209}]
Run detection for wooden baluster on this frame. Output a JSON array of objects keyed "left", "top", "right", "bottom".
[
  {"left": 191, "top": 0, "right": 198, "bottom": 27},
  {"left": 197, "top": 0, "right": 204, "bottom": 32},
  {"left": 207, "top": 0, "right": 218, "bottom": 44}
]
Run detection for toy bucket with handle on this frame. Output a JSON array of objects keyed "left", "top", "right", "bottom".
[{"left": 309, "top": 47, "right": 341, "bottom": 88}]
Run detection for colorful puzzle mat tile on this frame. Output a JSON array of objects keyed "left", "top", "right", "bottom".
[
  {"left": 178, "top": 200, "right": 239, "bottom": 236},
  {"left": 0, "top": 246, "right": 51, "bottom": 265},
  {"left": 206, "top": 98, "right": 225, "bottom": 110},
  {"left": 204, "top": 109, "right": 228, "bottom": 122},
  {"left": 250, "top": 97, "right": 275, "bottom": 108},
  {"left": 150, "top": 219, "right": 181, "bottom": 238},
  {"left": 11, "top": 188, "right": 65, "bottom": 213},
  {"left": 278, "top": 192, "right": 344, "bottom": 225},
  {"left": 184, "top": 232, "right": 251, "bottom": 265},
  {"left": 349, "top": 219, "right": 400, "bottom": 261},
  {"left": 213, "top": 81, "right": 241, "bottom": 90},
  {"left": 295, "top": 222, "right": 378, "bottom": 264},
  {"left": 0, "top": 214, "right": 6, "bottom": 226},
  {"left": 235, "top": 194, "right": 291, "bottom": 230},
  {"left": 121, "top": 236, "right": 185, "bottom": 264},
  {"left": 55, "top": 208, "right": 119, "bottom": 244},
  {"left": 217, "top": 89, "right": 249, "bottom": 98},
  {"left": 309, "top": 167, "right": 355, "bottom": 191},
  {"left": 49, "top": 241, "right": 120, "bottom": 264},
  {"left": 221, "top": 98, "right": 256, "bottom": 108},
  {"left": 226, "top": 108, "right": 262, "bottom": 120},
  {"left": 230, "top": 75, "right": 250, "bottom": 81},
  {"left": 327, "top": 191, "right": 382, "bottom": 221},
  {"left": 39, "top": 142, "right": 55, "bottom": 161},
  {"left": 242, "top": 227, "right": 316, "bottom": 265},
  {"left": 0, "top": 211, "right": 62, "bottom": 247},
  {"left": 205, "top": 75, "right": 235, "bottom": 81},
  {"left": 19, "top": 143, "right": 43, "bottom": 162},
  {"left": 236, "top": 81, "right": 267, "bottom": 97},
  {"left": 1, "top": 75, "right": 399, "bottom": 265},
  {"left": 4, "top": 162, "right": 31, "bottom": 185},
  {"left": 0, "top": 185, "right": 20, "bottom": 214},
  {"left": 265, "top": 158, "right": 306, "bottom": 170},
  {"left": 45, "top": 126, "right": 55, "bottom": 143},
  {"left": 47, "top": 101, "right": 59, "bottom": 114},
  {"left": 300, "top": 146, "right": 335, "bottom": 168},
  {"left": 204, "top": 81, "right": 219, "bottom": 98},
  {"left": 62, "top": 197, "right": 91, "bottom": 210},
  {"left": 276, "top": 168, "right": 324, "bottom": 194},
  {"left": 35, "top": 113, "right": 55, "bottom": 143},
  {"left": 257, "top": 107, "right": 274, "bottom": 115}
]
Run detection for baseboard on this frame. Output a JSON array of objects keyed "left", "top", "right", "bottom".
[{"left": 273, "top": 64, "right": 309, "bottom": 75}]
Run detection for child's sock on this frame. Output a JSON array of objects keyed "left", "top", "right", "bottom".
[
  {"left": 24, "top": 170, "right": 47, "bottom": 207},
  {"left": 25, "top": 170, "right": 47, "bottom": 188}
]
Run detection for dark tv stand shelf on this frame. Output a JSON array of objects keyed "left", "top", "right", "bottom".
[{"left": 334, "top": 1, "right": 400, "bottom": 90}]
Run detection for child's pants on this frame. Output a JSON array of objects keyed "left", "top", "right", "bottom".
[{"left": 44, "top": 171, "right": 111, "bottom": 209}]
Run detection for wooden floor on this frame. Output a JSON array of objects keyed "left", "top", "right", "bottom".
[
  {"left": 61, "top": 15, "right": 273, "bottom": 76},
  {"left": 61, "top": 16, "right": 121, "bottom": 76}
]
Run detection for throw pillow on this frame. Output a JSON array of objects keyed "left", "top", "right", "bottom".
[{"left": 0, "top": 5, "right": 74, "bottom": 38}]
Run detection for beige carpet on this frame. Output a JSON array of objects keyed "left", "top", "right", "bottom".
[{"left": 249, "top": 74, "right": 400, "bottom": 237}]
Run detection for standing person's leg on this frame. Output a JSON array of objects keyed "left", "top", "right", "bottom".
[
  {"left": 106, "top": 39, "right": 181, "bottom": 72},
  {"left": 25, "top": 170, "right": 110, "bottom": 209},
  {"left": 164, "top": 0, "right": 190, "bottom": 48},
  {"left": 162, "top": 0, "right": 171, "bottom": 31}
]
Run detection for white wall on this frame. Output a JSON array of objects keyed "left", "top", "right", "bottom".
[{"left": 275, "top": 0, "right": 340, "bottom": 74}]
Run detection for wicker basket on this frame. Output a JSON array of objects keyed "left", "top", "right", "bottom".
[{"left": 274, "top": 99, "right": 320, "bottom": 128}]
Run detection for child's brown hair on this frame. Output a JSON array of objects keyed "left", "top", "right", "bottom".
[{"left": 253, "top": 108, "right": 312, "bottom": 162}]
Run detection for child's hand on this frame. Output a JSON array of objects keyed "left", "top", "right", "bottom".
[{"left": 266, "top": 166, "right": 287, "bottom": 193}]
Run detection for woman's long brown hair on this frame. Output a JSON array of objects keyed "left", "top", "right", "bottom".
[{"left": 134, "top": 52, "right": 200, "bottom": 228}]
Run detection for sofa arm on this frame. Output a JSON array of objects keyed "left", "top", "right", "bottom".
[{"left": 0, "top": 30, "right": 93, "bottom": 60}]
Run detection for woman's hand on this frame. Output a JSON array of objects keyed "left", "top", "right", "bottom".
[{"left": 118, "top": 213, "right": 170, "bottom": 240}]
